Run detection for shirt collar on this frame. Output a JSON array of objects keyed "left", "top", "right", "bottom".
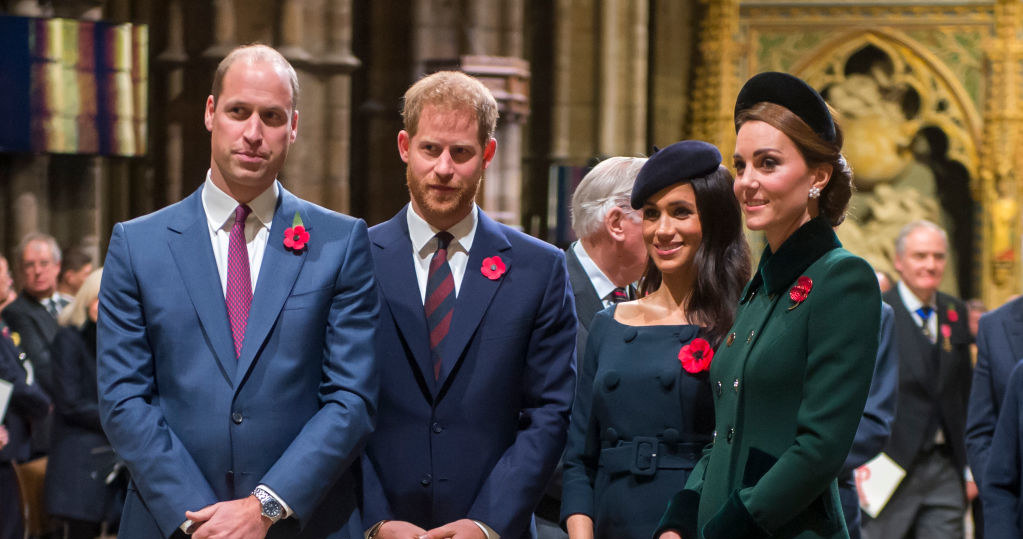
[
  {"left": 897, "top": 280, "right": 934, "bottom": 313},
  {"left": 201, "top": 170, "right": 278, "bottom": 232},
  {"left": 742, "top": 217, "right": 842, "bottom": 302},
  {"left": 407, "top": 204, "right": 478, "bottom": 257},
  {"left": 572, "top": 241, "right": 617, "bottom": 301}
]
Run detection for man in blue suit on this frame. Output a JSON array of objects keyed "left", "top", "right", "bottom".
[
  {"left": 967, "top": 295, "right": 1023, "bottom": 512},
  {"left": 97, "top": 45, "right": 378, "bottom": 539},
  {"left": 361, "top": 71, "right": 577, "bottom": 539}
]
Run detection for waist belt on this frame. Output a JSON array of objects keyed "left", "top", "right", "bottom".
[{"left": 599, "top": 436, "right": 706, "bottom": 477}]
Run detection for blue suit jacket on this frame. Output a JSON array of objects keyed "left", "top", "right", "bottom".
[
  {"left": 361, "top": 206, "right": 577, "bottom": 539},
  {"left": 981, "top": 360, "right": 1023, "bottom": 538},
  {"left": 968, "top": 295, "right": 1023, "bottom": 492},
  {"left": 838, "top": 301, "right": 898, "bottom": 537},
  {"left": 97, "top": 185, "right": 379, "bottom": 538}
]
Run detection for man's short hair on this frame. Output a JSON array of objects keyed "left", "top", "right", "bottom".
[
  {"left": 895, "top": 219, "right": 948, "bottom": 257},
  {"left": 60, "top": 246, "right": 93, "bottom": 278},
  {"left": 402, "top": 71, "right": 499, "bottom": 148},
  {"left": 15, "top": 232, "right": 61, "bottom": 268},
  {"left": 571, "top": 157, "right": 648, "bottom": 239},
  {"left": 211, "top": 44, "right": 300, "bottom": 111}
]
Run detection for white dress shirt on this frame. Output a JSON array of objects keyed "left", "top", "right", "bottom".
[
  {"left": 572, "top": 241, "right": 620, "bottom": 308},
  {"left": 406, "top": 204, "right": 478, "bottom": 304},
  {"left": 200, "top": 172, "right": 277, "bottom": 296},
  {"left": 897, "top": 280, "right": 937, "bottom": 343}
]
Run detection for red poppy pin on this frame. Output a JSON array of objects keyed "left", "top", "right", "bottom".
[
  {"left": 788, "top": 276, "right": 813, "bottom": 310},
  {"left": 481, "top": 256, "right": 506, "bottom": 280},
  {"left": 283, "top": 212, "right": 309, "bottom": 252},
  {"left": 679, "top": 338, "right": 713, "bottom": 374},
  {"left": 946, "top": 308, "right": 959, "bottom": 323}
]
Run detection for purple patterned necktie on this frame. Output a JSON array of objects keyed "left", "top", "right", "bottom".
[
  {"left": 425, "top": 231, "right": 455, "bottom": 380},
  {"left": 226, "top": 204, "right": 253, "bottom": 358}
]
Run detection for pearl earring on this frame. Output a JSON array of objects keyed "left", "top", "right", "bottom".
[{"left": 808, "top": 186, "right": 821, "bottom": 199}]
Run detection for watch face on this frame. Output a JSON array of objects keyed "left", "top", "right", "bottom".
[{"left": 264, "top": 500, "right": 283, "bottom": 519}]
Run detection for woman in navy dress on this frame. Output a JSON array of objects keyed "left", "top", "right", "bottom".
[{"left": 561, "top": 141, "right": 751, "bottom": 539}]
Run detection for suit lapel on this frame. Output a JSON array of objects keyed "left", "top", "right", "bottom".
[
  {"left": 436, "top": 211, "right": 511, "bottom": 388},
  {"left": 1006, "top": 300, "right": 1023, "bottom": 362},
  {"left": 565, "top": 245, "right": 603, "bottom": 331},
  {"left": 883, "top": 289, "right": 937, "bottom": 396},
  {"left": 167, "top": 189, "right": 236, "bottom": 385},
  {"left": 372, "top": 208, "right": 436, "bottom": 391},
  {"left": 235, "top": 188, "right": 308, "bottom": 384}
]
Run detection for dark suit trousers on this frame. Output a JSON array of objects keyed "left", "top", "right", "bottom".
[
  {"left": 0, "top": 464, "right": 23, "bottom": 539},
  {"left": 862, "top": 446, "right": 965, "bottom": 539}
]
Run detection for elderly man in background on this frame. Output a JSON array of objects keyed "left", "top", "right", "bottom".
[{"left": 864, "top": 220, "right": 973, "bottom": 539}]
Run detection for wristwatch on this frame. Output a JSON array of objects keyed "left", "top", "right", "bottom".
[{"left": 252, "top": 486, "right": 284, "bottom": 524}]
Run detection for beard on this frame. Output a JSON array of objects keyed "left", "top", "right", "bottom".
[{"left": 406, "top": 166, "right": 484, "bottom": 228}]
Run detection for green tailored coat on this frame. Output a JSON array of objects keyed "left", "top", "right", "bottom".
[{"left": 656, "top": 217, "right": 881, "bottom": 539}]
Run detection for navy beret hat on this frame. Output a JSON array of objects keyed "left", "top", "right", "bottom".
[
  {"left": 630, "top": 140, "right": 722, "bottom": 209},
  {"left": 733, "top": 71, "right": 836, "bottom": 144}
]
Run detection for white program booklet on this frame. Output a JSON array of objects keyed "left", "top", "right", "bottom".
[
  {"left": 0, "top": 378, "right": 12, "bottom": 423},
  {"left": 856, "top": 452, "right": 906, "bottom": 518}
]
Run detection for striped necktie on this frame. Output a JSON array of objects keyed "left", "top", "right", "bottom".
[
  {"left": 226, "top": 204, "right": 253, "bottom": 358},
  {"left": 608, "top": 287, "right": 630, "bottom": 304},
  {"left": 425, "top": 231, "right": 455, "bottom": 380}
]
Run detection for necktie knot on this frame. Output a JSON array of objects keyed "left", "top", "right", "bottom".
[
  {"left": 435, "top": 231, "right": 454, "bottom": 252},
  {"left": 608, "top": 287, "right": 629, "bottom": 304},
  {"left": 234, "top": 204, "right": 252, "bottom": 226}
]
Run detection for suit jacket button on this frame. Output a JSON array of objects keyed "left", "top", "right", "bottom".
[
  {"left": 432, "top": 422, "right": 443, "bottom": 434},
  {"left": 420, "top": 474, "right": 432, "bottom": 487},
  {"left": 231, "top": 412, "right": 243, "bottom": 424}
]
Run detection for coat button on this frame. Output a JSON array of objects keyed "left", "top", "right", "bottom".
[
  {"left": 623, "top": 328, "right": 638, "bottom": 343},
  {"left": 420, "top": 473, "right": 432, "bottom": 486},
  {"left": 727, "top": 426, "right": 735, "bottom": 443},
  {"left": 432, "top": 422, "right": 442, "bottom": 434},
  {"left": 733, "top": 379, "right": 740, "bottom": 392},
  {"left": 712, "top": 430, "right": 717, "bottom": 441},
  {"left": 715, "top": 381, "right": 723, "bottom": 397},
  {"left": 746, "top": 330, "right": 755, "bottom": 344},
  {"left": 726, "top": 333, "right": 735, "bottom": 347},
  {"left": 231, "top": 412, "right": 243, "bottom": 424}
]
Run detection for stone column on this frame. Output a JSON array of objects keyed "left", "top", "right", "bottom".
[{"left": 980, "top": 0, "right": 1023, "bottom": 305}]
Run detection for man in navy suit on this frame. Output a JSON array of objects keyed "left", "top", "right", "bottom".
[
  {"left": 97, "top": 45, "right": 378, "bottom": 539},
  {"left": 361, "top": 71, "right": 577, "bottom": 539},
  {"left": 967, "top": 295, "right": 1023, "bottom": 513}
]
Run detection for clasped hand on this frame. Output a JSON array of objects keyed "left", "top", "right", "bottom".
[
  {"left": 185, "top": 495, "right": 272, "bottom": 539},
  {"left": 377, "top": 518, "right": 487, "bottom": 539}
]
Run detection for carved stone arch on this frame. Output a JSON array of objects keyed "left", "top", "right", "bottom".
[{"left": 789, "top": 29, "right": 981, "bottom": 193}]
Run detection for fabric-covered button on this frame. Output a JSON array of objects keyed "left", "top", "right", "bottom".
[
  {"left": 623, "top": 327, "right": 638, "bottom": 343},
  {"left": 657, "top": 368, "right": 676, "bottom": 390},
  {"left": 603, "top": 427, "right": 619, "bottom": 443},
  {"left": 603, "top": 371, "right": 621, "bottom": 390},
  {"left": 662, "top": 428, "right": 680, "bottom": 444}
]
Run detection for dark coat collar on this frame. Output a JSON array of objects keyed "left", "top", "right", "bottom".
[{"left": 741, "top": 217, "right": 842, "bottom": 302}]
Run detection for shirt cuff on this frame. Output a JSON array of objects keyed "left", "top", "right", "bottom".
[
  {"left": 965, "top": 466, "right": 974, "bottom": 482},
  {"left": 257, "top": 484, "right": 294, "bottom": 519},
  {"left": 474, "top": 520, "right": 500, "bottom": 539}
]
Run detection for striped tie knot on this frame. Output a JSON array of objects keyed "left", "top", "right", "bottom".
[
  {"left": 425, "top": 231, "right": 455, "bottom": 380},
  {"left": 609, "top": 287, "right": 629, "bottom": 304}
]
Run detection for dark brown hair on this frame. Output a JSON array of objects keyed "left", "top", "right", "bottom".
[
  {"left": 638, "top": 166, "right": 752, "bottom": 347},
  {"left": 736, "top": 102, "right": 853, "bottom": 226}
]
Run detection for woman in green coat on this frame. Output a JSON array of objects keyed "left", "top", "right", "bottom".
[{"left": 655, "top": 72, "right": 881, "bottom": 539}]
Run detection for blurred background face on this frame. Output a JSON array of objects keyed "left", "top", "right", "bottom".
[
  {"left": 0, "top": 258, "right": 14, "bottom": 303},
  {"left": 894, "top": 226, "right": 947, "bottom": 301},
  {"left": 20, "top": 240, "right": 59, "bottom": 299},
  {"left": 641, "top": 183, "right": 703, "bottom": 276}
]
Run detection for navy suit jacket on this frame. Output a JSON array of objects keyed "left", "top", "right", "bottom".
[
  {"left": 97, "top": 185, "right": 379, "bottom": 538},
  {"left": 361, "top": 206, "right": 577, "bottom": 539},
  {"left": 981, "top": 360, "right": 1023, "bottom": 538},
  {"left": 967, "top": 295, "right": 1023, "bottom": 491}
]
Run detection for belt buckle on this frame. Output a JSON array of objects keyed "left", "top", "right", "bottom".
[{"left": 631, "top": 436, "right": 658, "bottom": 476}]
